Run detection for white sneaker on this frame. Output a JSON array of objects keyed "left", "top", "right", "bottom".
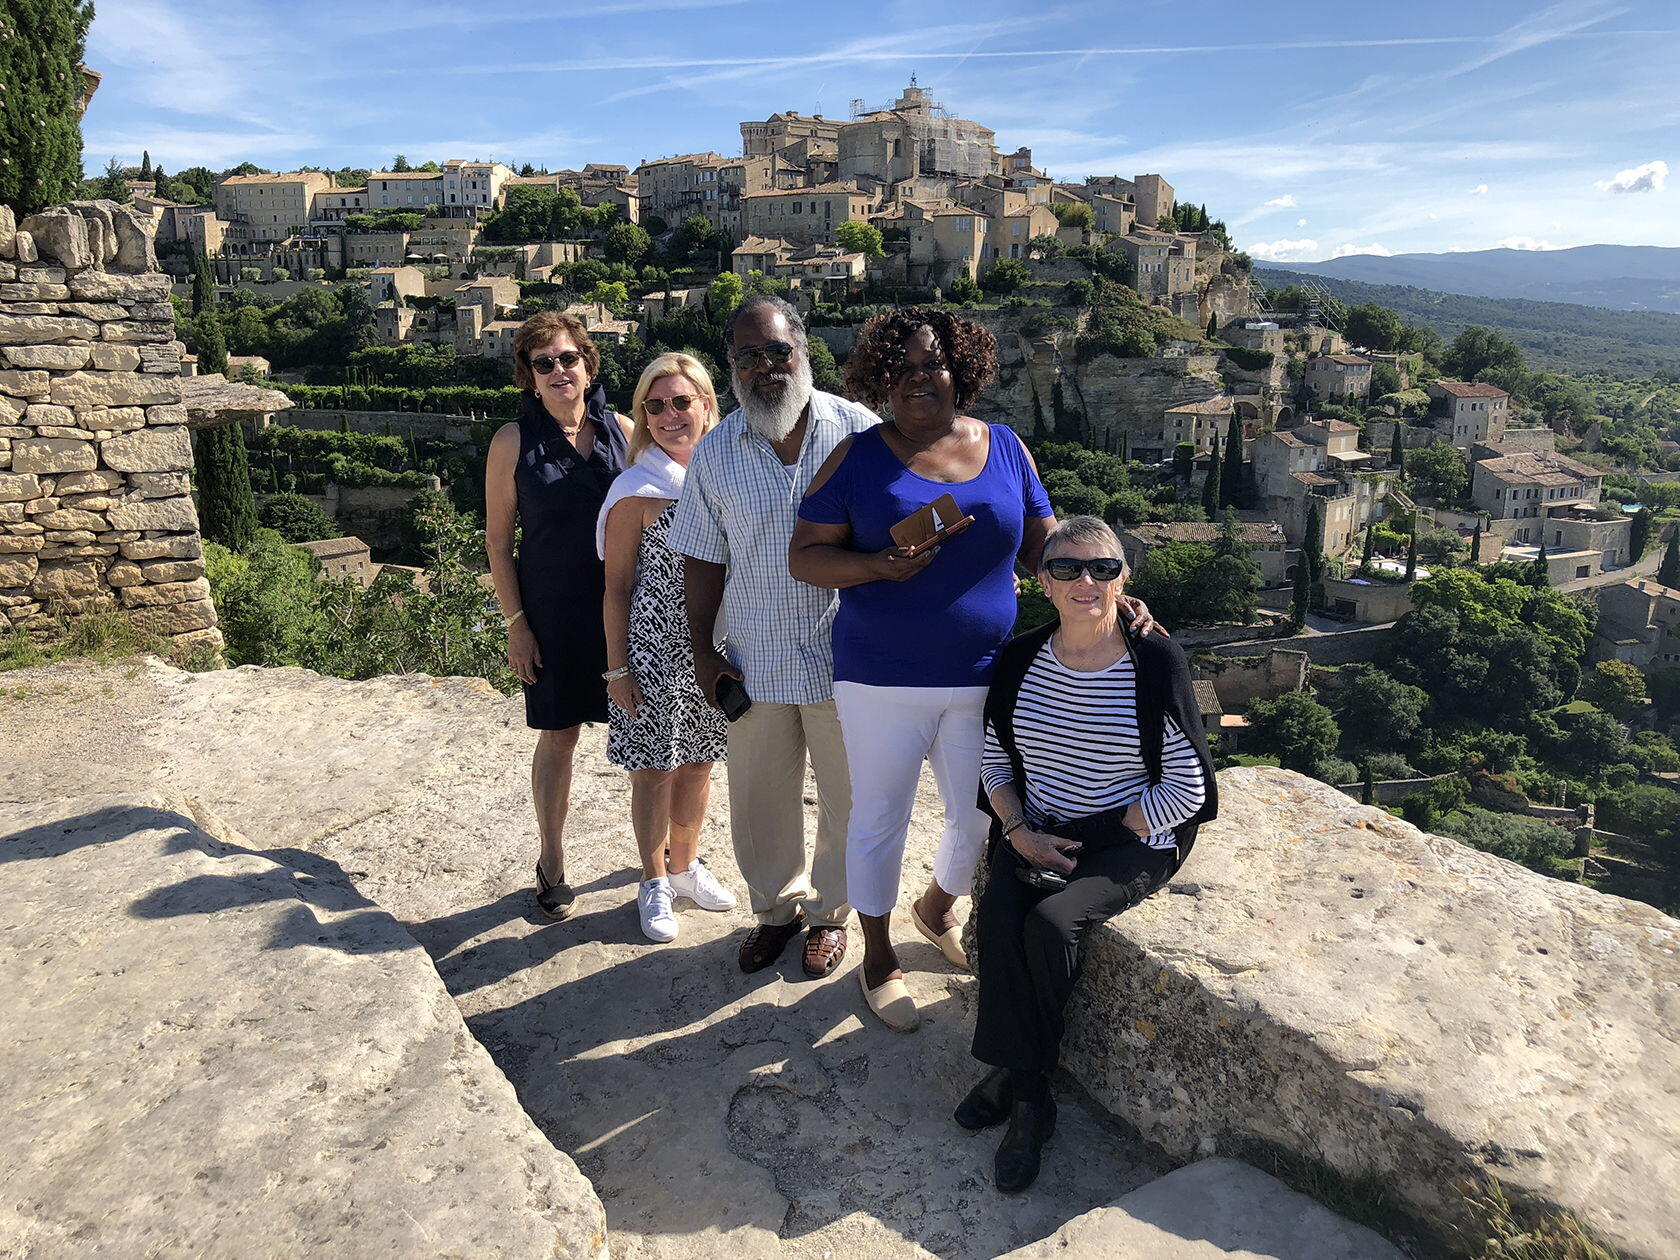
[
  {"left": 667, "top": 859, "right": 738, "bottom": 912},
  {"left": 638, "top": 878, "right": 679, "bottom": 943}
]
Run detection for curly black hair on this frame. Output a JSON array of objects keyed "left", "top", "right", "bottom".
[{"left": 843, "top": 306, "right": 997, "bottom": 412}]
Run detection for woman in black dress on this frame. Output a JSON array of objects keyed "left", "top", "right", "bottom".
[{"left": 485, "top": 311, "right": 629, "bottom": 919}]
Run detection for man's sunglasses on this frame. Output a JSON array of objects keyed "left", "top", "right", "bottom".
[
  {"left": 529, "top": 350, "right": 585, "bottom": 375},
  {"left": 643, "top": 394, "right": 700, "bottom": 416},
  {"left": 733, "top": 342, "right": 796, "bottom": 372},
  {"left": 1043, "top": 556, "right": 1126, "bottom": 583}
]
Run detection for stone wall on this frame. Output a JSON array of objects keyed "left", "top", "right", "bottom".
[
  {"left": 0, "top": 201, "right": 218, "bottom": 655},
  {"left": 1214, "top": 624, "right": 1396, "bottom": 666}
]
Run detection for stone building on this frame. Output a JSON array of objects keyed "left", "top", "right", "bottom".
[
  {"left": 1590, "top": 577, "right": 1680, "bottom": 668},
  {"left": 214, "top": 171, "right": 332, "bottom": 248},
  {"left": 1161, "top": 396, "right": 1234, "bottom": 454},
  {"left": 1119, "top": 229, "right": 1196, "bottom": 303},
  {"left": 366, "top": 171, "right": 445, "bottom": 212},
  {"left": 311, "top": 187, "right": 369, "bottom": 222},
  {"left": 631, "top": 153, "right": 730, "bottom": 231},
  {"left": 1087, "top": 173, "right": 1174, "bottom": 228},
  {"left": 1119, "top": 518, "right": 1290, "bottom": 584},
  {"left": 1469, "top": 447, "right": 1604, "bottom": 542},
  {"left": 837, "top": 81, "right": 1002, "bottom": 187},
  {"left": 439, "top": 160, "right": 513, "bottom": 215},
  {"left": 740, "top": 110, "right": 843, "bottom": 158},
  {"left": 740, "top": 185, "right": 873, "bottom": 247},
  {"left": 0, "top": 200, "right": 221, "bottom": 656},
  {"left": 1428, "top": 379, "right": 1510, "bottom": 449},
  {"left": 1306, "top": 353, "right": 1373, "bottom": 402}
]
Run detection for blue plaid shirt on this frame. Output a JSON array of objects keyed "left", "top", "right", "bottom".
[{"left": 669, "top": 390, "right": 881, "bottom": 705}]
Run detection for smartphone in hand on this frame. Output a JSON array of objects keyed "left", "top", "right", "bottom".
[{"left": 715, "top": 675, "right": 752, "bottom": 722}]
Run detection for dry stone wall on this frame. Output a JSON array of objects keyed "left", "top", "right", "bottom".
[{"left": 0, "top": 201, "right": 218, "bottom": 655}]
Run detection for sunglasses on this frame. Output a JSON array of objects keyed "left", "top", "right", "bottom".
[
  {"left": 643, "top": 394, "right": 700, "bottom": 417},
  {"left": 1043, "top": 556, "right": 1126, "bottom": 583},
  {"left": 733, "top": 342, "right": 796, "bottom": 372},
  {"left": 529, "top": 350, "right": 585, "bottom": 375}
]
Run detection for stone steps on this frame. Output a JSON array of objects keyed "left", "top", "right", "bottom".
[{"left": 997, "top": 1158, "right": 1406, "bottom": 1259}]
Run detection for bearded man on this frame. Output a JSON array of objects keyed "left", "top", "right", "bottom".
[{"left": 669, "top": 295, "right": 878, "bottom": 979}]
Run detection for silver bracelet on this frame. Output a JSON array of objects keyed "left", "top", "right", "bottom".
[
  {"left": 1000, "top": 813, "right": 1028, "bottom": 839},
  {"left": 602, "top": 666, "right": 632, "bottom": 682}
]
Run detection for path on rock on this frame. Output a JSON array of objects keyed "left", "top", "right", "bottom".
[{"left": 2, "top": 660, "right": 1168, "bottom": 1259}]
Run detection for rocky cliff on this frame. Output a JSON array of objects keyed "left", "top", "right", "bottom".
[{"left": 3, "top": 659, "right": 1676, "bottom": 1259}]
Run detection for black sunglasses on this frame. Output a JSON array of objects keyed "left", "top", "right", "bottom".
[
  {"left": 529, "top": 350, "right": 585, "bottom": 375},
  {"left": 643, "top": 394, "right": 700, "bottom": 416},
  {"left": 1043, "top": 556, "right": 1126, "bottom": 583},
  {"left": 733, "top": 342, "right": 796, "bottom": 372}
]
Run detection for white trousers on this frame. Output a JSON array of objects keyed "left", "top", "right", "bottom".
[{"left": 832, "top": 681, "right": 992, "bottom": 918}]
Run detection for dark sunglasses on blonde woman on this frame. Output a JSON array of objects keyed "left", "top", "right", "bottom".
[
  {"left": 1043, "top": 556, "right": 1125, "bottom": 582},
  {"left": 643, "top": 395, "right": 699, "bottom": 416},
  {"left": 530, "top": 350, "right": 584, "bottom": 374}
]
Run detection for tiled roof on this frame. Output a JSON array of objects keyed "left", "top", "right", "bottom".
[
  {"left": 1475, "top": 450, "right": 1600, "bottom": 485},
  {"left": 218, "top": 171, "right": 329, "bottom": 185},
  {"left": 1434, "top": 380, "right": 1509, "bottom": 398},
  {"left": 298, "top": 537, "right": 370, "bottom": 559},
  {"left": 1318, "top": 354, "right": 1371, "bottom": 367},
  {"left": 1129, "top": 520, "right": 1284, "bottom": 545},
  {"left": 743, "top": 182, "right": 867, "bottom": 198},
  {"left": 733, "top": 236, "right": 794, "bottom": 254},
  {"left": 368, "top": 171, "right": 445, "bottom": 181},
  {"left": 1164, "top": 396, "right": 1234, "bottom": 415}
]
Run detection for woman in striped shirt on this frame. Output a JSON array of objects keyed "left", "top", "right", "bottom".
[{"left": 958, "top": 515, "right": 1218, "bottom": 1194}]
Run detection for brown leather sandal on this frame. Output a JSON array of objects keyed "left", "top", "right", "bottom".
[
  {"left": 738, "top": 915, "right": 805, "bottom": 973},
  {"left": 802, "top": 925, "right": 848, "bottom": 978}
]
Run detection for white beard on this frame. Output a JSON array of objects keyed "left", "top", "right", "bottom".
[{"left": 738, "top": 354, "right": 814, "bottom": 443}]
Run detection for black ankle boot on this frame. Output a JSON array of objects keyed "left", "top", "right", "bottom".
[
  {"left": 994, "top": 1094, "right": 1056, "bottom": 1193},
  {"left": 954, "top": 1066, "right": 1012, "bottom": 1130}
]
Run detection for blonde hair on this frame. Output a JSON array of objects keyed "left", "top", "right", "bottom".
[{"left": 628, "top": 352, "right": 719, "bottom": 462}]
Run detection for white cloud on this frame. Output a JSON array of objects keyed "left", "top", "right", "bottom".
[
  {"left": 1470, "top": 184, "right": 1489, "bottom": 195},
  {"left": 1496, "top": 236, "right": 1557, "bottom": 250},
  {"left": 1594, "top": 159, "right": 1668, "bottom": 193},
  {"left": 1263, "top": 194, "right": 1298, "bottom": 208},
  {"left": 1331, "top": 243, "right": 1395, "bottom": 258},
  {"left": 1245, "top": 238, "right": 1320, "bottom": 262},
  {"left": 1297, "top": 218, "right": 1308, "bottom": 227}
]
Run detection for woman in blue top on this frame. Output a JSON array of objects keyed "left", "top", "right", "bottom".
[{"left": 790, "top": 308, "right": 1055, "bottom": 1032}]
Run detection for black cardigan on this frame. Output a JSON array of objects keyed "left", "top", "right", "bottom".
[{"left": 978, "top": 618, "right": 1219, "bottom": 871}]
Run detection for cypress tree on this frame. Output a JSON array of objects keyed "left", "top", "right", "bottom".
[
  {"left": 140, "top": 149, "right": 152, "bottom": 180},
  {"left": 1290, "top": 557, "right": 1309, "bottom": 629},
  {"left": 194, "top": 425, "right": 259, "bottom": 552},
  {"left": 1118, "top": 430, "right": 1130, "bottom": 463},
  {"left": 196, "top": 316, "right": 228, "bottom": 376},
  {"left": 1389, "top": 421, "right": 1404, "bottom": 467},
  {"left": 1220, "top": 412, "right": 1244, "bottom": 509},
  {"left": 1304, "top": 496, "right": 1325, "bottom": 586},
  {"left": 1173, "top": 442, "right": 1194, "bottom": 482},
  {"left": 1207, "top": 313, "right": 1219, "bottom": 341},
  {"left": 191, "top": 248, "right": 217, "bottom": 316},
  {"left": 1659, "top": 530, "right": 1680, "bottom": 589},
  {"left": 1471, "top": 522, "right": 1483, "bottom": 564},
  {"left": 1361, "top": 526, "right": 1375, "bottom": 567},
  {"left": 1630, "top": 507, "right": 1653, "bottom": 560},
  {"left": 1201, "top": 435, "right": 1222, "bottom": 517},
  {"left": 0, "top": 1, "right": 94, "bottom": 216},
  {"left": 1361, "top": 762, "right": 1375, "bottom": 806},
  {"left": 1533, "top": 542, "right": 1550, "bottom": 588},
  {"left": 1404, "top": 526, "right": 1418, "bottom": 580}
]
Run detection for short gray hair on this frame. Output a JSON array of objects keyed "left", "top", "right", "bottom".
[
  {"left": 725, "top": 294, "right": 807, "bottom": 356},
  {"left": 1040, "top": 515, "right": 1127, "bottom": 569}
]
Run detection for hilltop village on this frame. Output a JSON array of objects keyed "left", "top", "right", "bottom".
[{"left": 11, "top": 79, "right": 1680, "bottom": 916}]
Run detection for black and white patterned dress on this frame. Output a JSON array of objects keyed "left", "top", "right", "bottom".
[{"left": 608, "top": 502, "right": 729, "bottom": 772}]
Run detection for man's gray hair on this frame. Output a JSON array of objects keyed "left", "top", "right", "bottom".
[
  {"left": 725, "top": 294, "right": 808, "bottom": 356},
  {"left": 1040, "top": 514, "right": 1127, "bottom": 569}
]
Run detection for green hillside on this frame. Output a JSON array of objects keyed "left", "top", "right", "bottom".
[{"left": 1256, "top": 267, "right": 1680, "bottom": 378}]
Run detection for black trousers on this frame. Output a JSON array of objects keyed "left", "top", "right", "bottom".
[{"left": 971, "top": 838, "right": 1176, "bottom": 1073}]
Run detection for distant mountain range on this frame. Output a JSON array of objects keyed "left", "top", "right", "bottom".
[
  {"left": 1252, "top": 266, "right": 1680, "bottom": 378},
  {"left": 1274, "top": 246, "right": 1680, "bottom": 314}
]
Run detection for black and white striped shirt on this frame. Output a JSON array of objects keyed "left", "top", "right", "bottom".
[{"left": 981, "top": 640, "right": 1207, "bottom": 850}]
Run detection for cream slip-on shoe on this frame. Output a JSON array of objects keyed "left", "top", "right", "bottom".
[
  {"left": 859, "top": 969, "right": 920, "bottom": 1032},
  {"left": 910, "top": 901, "right": 970, "bottom": 970}
]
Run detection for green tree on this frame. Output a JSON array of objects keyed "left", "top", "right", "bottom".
[
  {"left": 194, "top": 425, "right": 260, "bottom": 552},
  {"left": 1345, "top": 303, "right": 1403, "bottom": 352},
  {"left": 1128, "top": 528, "right": 1260, "bottom": 629},
  {"left": 1172, "top": 441, "right": 1194, "bottom": 482},
  {"left": 1220, "top": 411, "right": 1246, "bottom": 508},
  {"left": 204, "top": 530, "right": 329, "bottom": 666},
  {"left": 602, "top": 221, "right": 652, "bottom": 268},
  {"left": 1660, "top": 530, "right": 1680, "bottom": 589},
  {"left": 0, "top": 0, "right": 93, "bottom": 216},
  {"left": 1369, "top": 361, "right": 1402, "bottom": 397},
  {"left": 1209, "top": 510, "right": 1263, "bottom": 624},
  {"left": 191, "top": 247, "right": 217, "bottom": 316},
  {"left": 195, "top": 315, "right": 229, "bottom": 376},
  {"left": 1404, "top": 526, "right": 1418, "bottom": 580},
  {"left": 258, "top": 491, "right": 338, "bottom": 543},
  {"left": 1303, "top": 496, "right": 1325, "bottom": 588},
  {"left": 1442, "top": 326, "right": 1528, "bottom": 391},
  {"left": 1532, "top": 541, "right": 1550, "bottom": 588},
  {"left": 1470, "top": 522, "right": 1483, "bottom": 564},
  {"left": 1289, "top": 554, "right": 1309, "bottom": 629},
  {"left": 1337, "top": 665, "right": 1429, "bottom": 753},
  {"left": 1049, "top": 201, "right": 1094, "bottom": 229},
  {"left": 1207, "top": 314, "right": 1219, "bottom": 341},
  {"left": 1388, "top": 421, "right": 1404, "bottom": 468},
  {"left": 948, "top": 273, "right": 983, "bottom": 304},
  {"left": 1027, "top": 233, "right": 1064, "bottom": 260},
  {"left": 707, "top": 271, "right": 744, "bottom": 318},
  {"left": 1200, "top": 435, "right": 1222, "bottom": 517},
  {"left": 1630, "top": 507, "right": 1654, "bottom": 560},
  {"left": 1582, "top": 659, "right": 1648, "bottom": 719},
  {"left": 835, "top": 220, "right": 886, "bottom": 260},
  {"left": 982, "top": 257, "right": 1032, "bottom": 295},
  {"left": 1245, "top": 690, "right": 1341, "bottom": 772},
  {"left": 391, "top": 154, "right": 412, "bottom": 172},
  {"left": 807, "top": 336, "right": 843, "bottom": 394},
  {"left": 1407, "top": 442, "right": 1468, "bottom": 502},
  {"left": 1361, "top": 526, "right": 1375, "bottom": 567}
]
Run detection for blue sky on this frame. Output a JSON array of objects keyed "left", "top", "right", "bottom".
[{"left": 82, "top": 0, "right": 1677, "bottom": 261}]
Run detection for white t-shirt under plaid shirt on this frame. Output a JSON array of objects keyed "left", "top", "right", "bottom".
[{"left": 668, "top": 390, "right": 880, "bottom": 706}]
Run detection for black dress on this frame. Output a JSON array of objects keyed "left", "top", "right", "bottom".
[{"left": 514, "top": 384, "right": 628, "bottom": 730}]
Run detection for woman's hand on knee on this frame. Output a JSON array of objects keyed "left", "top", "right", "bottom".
[{"left": 1011, "top": 829, "right": 1080, "bottom": 874}]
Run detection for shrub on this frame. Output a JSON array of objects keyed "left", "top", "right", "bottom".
[{"left": 1435, "top": 809, "right": 1573, "bottom": 871}]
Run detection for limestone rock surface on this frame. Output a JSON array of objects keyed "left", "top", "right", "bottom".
[
  {"left": 0, "top": 791, "right": 608, "bottom": 1259},
  {"left": 1052, "top": 767, "right": 1680, "bottom": 1260},
  {"left": 997, "top": 1158, "right": 1407, "bottom": 1259}
]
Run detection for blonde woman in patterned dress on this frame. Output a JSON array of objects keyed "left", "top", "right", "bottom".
[{"left": 599, "top": 354, "right": 737, "bottom": 942}]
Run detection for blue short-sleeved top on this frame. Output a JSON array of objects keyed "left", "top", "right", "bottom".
[{"left": 798, "top": 422, "right": 1052, "bottom": 688}]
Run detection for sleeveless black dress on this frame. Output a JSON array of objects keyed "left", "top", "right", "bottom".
[{"left": 514, "top": 384, "right": 628, "bottom": 730}]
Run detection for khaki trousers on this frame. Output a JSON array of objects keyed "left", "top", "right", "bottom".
[{"left": 725, "top": 699, "right": 851, "bottom": 927}]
